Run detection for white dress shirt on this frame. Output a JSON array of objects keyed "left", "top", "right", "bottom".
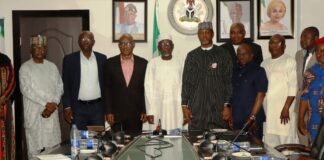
[{"left": 78, "top": 51, "right": 101, "bottom": 100}]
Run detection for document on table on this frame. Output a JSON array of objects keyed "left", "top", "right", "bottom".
[{"left": 36, "top": 154, "right": 71, "bottom": 160}]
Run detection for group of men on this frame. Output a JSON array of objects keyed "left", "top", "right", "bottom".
[{"left": 17, "top": 21, "right": 323, "bottom": 159}]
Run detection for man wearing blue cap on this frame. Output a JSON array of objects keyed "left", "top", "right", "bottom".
[{"left": 182, "top": 21, "right": 233, "bottom": 130}]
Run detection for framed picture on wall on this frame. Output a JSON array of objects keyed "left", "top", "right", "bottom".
[
  {"left": 167, "top": 0, "right": 213, "bottom": 35},
  {"left": 112, "top": 0, "right": 147, "bottom": 42},
  {"left": 216, "top": 0, "right": 254, "bottom": 42},
  {"left": 257, "top": 0, "right": 294, "bottom": 39}
]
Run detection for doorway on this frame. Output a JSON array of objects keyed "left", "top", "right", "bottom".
[{"left": 12, "top": 10, "right": 89, "bottom": 159}]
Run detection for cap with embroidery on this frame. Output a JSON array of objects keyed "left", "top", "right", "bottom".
[
  {"left": 315, "top": 36, "right": 324, "bottom": 45},
  {"left": 198, "top": 21, "right": 213, "bottom": 30},
  {"left": 30, "top": 35, "right": 47, "bottom": 47},
  {"left": 158, "top": 34, "right": 172, "bottom": 43}
]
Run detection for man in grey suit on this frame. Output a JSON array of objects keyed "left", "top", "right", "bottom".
[{"left": 295, "top": 26, "right": 319, "bottom": 145}]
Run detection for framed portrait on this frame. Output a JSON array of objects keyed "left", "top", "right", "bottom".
[
  {"left": 167, "top": 0, "right": 213, "bottom": 35},
  {"left": 257, "top": 0, "right": 294, "bottom": 39},
  {"left": 216, "top": 0, "right": 254, "bottom": 42},
  {"left": 113, "top": 0, "right": 147, "bottom": 42}
]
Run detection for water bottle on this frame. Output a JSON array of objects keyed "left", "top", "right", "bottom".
[
  {"left": 79, "top": 130, "right": 96, "bottom": 139},
  {"left": 70, "top": 124, "right": 80, "bottom": 160},
  {"left": 79, "top": 138, "right": 99, "bottom": 150}
]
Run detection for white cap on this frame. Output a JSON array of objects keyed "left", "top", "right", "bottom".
[{"left": 158, "top": 34, "right": 172, "bottom": 43}]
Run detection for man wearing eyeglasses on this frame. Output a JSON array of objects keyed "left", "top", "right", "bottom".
[
  {"left": 144, "top": 35, "right": 184, "bottom": 132},
  {"left": 104, "top": 34, "right": 147, "bottom": 136},
  {"left": 62, "top": 31, "right": 107, "bottom": 130}
]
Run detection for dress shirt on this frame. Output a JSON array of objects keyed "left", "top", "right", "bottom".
[
  {"left": 121, "top": 55, "right": 134, "bottom": 86},
  {"left": 78, "top": 51, "right": 101, "bottom": 100}
]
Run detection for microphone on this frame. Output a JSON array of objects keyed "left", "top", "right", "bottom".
[
  {"left": 225, "top": 120, "right": 251, "bottom": 153},
  {"left": 230, "top": 121, "right": 250, "bottom": 145},
  {"left": 153, "top": 119, "right": 167, "bottom": 137}
]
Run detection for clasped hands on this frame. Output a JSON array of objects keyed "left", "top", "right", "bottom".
[
  {"left": 41, "top": 102, "right": 58, "bottom": 118},
  {"left": 105, "top": 113, "right": 147, "bottom": 126},
  {"left": 182, "top": 105, "right": 234, "bottom": 126}
]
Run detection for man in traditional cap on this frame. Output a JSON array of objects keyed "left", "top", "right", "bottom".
[
  {"left": 19, "top": 35, "right": 63, "bottom": 159},
  {"left": 261, "top": 34, "right": 299, "bottom": 147},
  {"left": 144, "top": 35, "right": 183, "bottom": 132},
  {"left": 298, "top": 36, "right": 324, "bottom": 148},
  {"left": 62, "top": 31, "right": 107, "bottom": 130},
  {"left": 182, "top": 21, "right": 233, "bottom": 131}
]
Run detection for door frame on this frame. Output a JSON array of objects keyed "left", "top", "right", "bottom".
[{"left": 12, "top": 10, "right": 89, "bottom": 159}]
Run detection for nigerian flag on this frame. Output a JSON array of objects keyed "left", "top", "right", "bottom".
[
  {"left": 0, "top": 18, "right": 4, "bottom": 53},
  {"left": 152, "top": 0, "right": 160, "bottom": 57}
]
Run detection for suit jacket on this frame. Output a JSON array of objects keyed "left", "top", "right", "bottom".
[
  {"left": 295, "top": 49, "right": 317, "bottom": 110},
  {"left": 220, "top": 40, "right": 263, "bottom": 66},
  {"left": 62, "top": 51, "right": 107, "bottom": 110},
  {"left": 103, "top": 55, "right": 147, "bottom": 121},
  {"left": 295, "top": 49, "right": 317, "bottom": 92}
]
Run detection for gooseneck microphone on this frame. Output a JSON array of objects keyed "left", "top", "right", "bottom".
[{"left": 153, "top": 119, "right": 167, "bottom": 137}]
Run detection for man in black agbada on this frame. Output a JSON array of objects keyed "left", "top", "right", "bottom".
[{"left": 182, "top": 21, "right": 233, "bottom": 131}]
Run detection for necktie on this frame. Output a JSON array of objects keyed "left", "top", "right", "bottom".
[{"left": 303, "top": 50, "right": 310, "bottom": 71}]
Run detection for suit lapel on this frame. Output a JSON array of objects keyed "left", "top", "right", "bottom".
[
  {"left": 117, "top": 56, "right": 128, "bottom": 88},
  {"left": 306, "top": 53, "right": 317, "bottom": 69},
  {"left": 229, "top": 43, "right": 236, "bottom": 54},
  {"left": 94, "top": 52, "right": 103, "bottom": 89},
  {"left": 128, "top": 56, "right": 137, "bottom": 88},
  {"left": 76, "top": 52, "right": 81, "bottom": 90}
]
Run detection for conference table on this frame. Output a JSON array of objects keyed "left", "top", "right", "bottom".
[{"left": 47, "top": 130, "right": 287, "bottom": 160}]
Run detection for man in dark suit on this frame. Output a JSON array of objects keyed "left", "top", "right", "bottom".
[
  {"left": 104, "top": 34, "right": 147, "bottom": 136},
  {"left": 221, "top": 23, "right": 263, "bottom": 66},
  {"left": 62, "top": 31, "right": 107, "bottom": 130}
]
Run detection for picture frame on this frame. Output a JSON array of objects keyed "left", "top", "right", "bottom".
[
  {"left": 257, "top": 0, "right": 294, "bottom": 39},
  {"left": 216, "top": 0, "right": 254, "bottom": 42},
  {"left": 112, "top": 0, "right": 147, "bottom": 42},
  {"left": 167, "top": 0, "right": 213, "bottom": 35}
]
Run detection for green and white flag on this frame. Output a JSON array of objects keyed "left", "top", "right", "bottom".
[
  {"left": 152, "top": 0, "right": 160, "bottom": 57},
  {"left": 0, "top": 18, "right": 4, "bottom": 53}
]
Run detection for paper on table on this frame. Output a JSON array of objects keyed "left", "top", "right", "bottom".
[{"left": 36, "top": 154, "right": 71, "bottom": 160}]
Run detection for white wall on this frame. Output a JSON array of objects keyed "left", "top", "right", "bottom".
[{"left": 1, "top": 0, "right": 324, "bottom": 62}]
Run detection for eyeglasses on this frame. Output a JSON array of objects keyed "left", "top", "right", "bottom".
[
  {"left": 79, "top": 38, "right": 94, "bottom": 43},
  {"left": 160, "top": 42, "right": 172, "bottom": 47},
  {"left": 119, "top": 42, "right": 133, "bottom": 46}
]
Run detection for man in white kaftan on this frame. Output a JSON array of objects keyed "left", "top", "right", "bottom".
[
  {"left": 145, "top": 35, "right": 183, "bottom": 132},
  {"left": 19, "top": 35, "right": 63, "bottom": 159},
  {"left": 261, "top": 34, "right": 299, "bottom": 147}
]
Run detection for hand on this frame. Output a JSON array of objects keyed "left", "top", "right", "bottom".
[
  {"left": 147, "top": 115, "right": 154, "bottom": 124},
  {"left": 0, "top": 96, "right": 5, "bottom": 106},
  {"left": 298, "top": 120, "right": 307, "bottom": 136},
  {"left": 0, "top": 106, "right": 4, "bottom": 120},
  {"left": 245, "top": 117, "right": 256, "bottom": 132},
  {"left": 140, "top": 113, "right": 147, "bottom": 123},
  {"left": 63, "top": 108, "right": 73, "bottom": 124},
  {"left": 222, "top": 106, "right": 232, "bottom": 122},
  {"left": 182, "top": 106, "right": 192, "bottom": 125},
  {"left": 106, "top": 114, "right": 115, "bottom": 126},
  {"left": 228, "top": 118, "right": 233, "bottom": 129},
  {"left": 45, "top": 103, "right": 57, "bottom": 113},
  {"left": 280, "top": 106, "right": 290, "bottom": 125},
  {"left": 41, "top": 108, "right": 52, "bottom": 118}
]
